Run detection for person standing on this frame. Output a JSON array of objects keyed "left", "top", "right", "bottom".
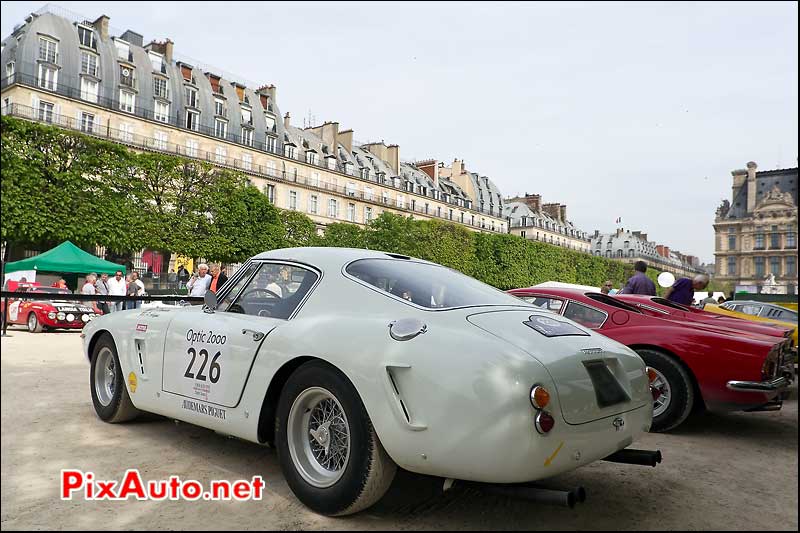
[
  {"left": 208, "top": 264, "right": 228, "bottom": 294},
  {"left": 620, "top": 261, "right": 656, "bottom": 296},
  {"left": 82, "top": 274, "right": 97, "bottom": 312},
  {"left": 130, "top": 271, "right": 145, "bottom": 309},
  {"left": 107, "top": 270, "right": 127, "bottom": 312},
  {"left": 177, "top": 264, "right": 190, "bottom": 290},
  {"left": 665, "top": 274, "right": 710, "bottom": 306},
  {"left": 187, "top": 263, "right": 211, "bottom": 297},
  {"left": 95, "top": 273, "right": 110, "bottom": 315}
]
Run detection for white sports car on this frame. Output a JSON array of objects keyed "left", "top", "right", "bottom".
[{"left": 83, "top": 247, "right": 660, "bottom": 515}]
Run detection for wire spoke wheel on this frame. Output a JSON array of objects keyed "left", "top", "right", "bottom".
[{"left": 287, "top": 387, "right": 351, "bottom": 488}]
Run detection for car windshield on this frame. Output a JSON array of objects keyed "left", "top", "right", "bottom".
[{"left": 345, "top": 258, "right": 525, "bottom": 309}]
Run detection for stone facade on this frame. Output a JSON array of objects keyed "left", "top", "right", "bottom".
[
  {"left": 713, "top": 161, "right": 798, "bottom": 293},
  {"left": 590, "top": 229, "right": 703, "bottom": 277},
  {"left": 503, "top": 194, "right": 592, "bottom": 253}
]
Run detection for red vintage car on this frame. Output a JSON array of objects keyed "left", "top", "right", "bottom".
[
  {"left": 614, "top": 294, "right": 794, "bottom": 344},
  {"left": 508, "top": 287, "right": 792, "bottom": 432},
  {"left": 2, "top": 285, "right": 101, "bottom": 333}
]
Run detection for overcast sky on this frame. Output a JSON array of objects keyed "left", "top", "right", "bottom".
[{"left": 2, "top": 1, "right": 797, "bottom": 263}]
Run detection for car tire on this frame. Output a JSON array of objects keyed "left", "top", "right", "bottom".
[
  {"left": 275, "top": 360, "right": 397, "bottom": 516},
  {"left": 90, "top": 333, "right": 140, "bottom": 423},
  {"left": 27, "top": 313, "right": 43, "bottom": 333},
  {"left": 635, "top": 348, "right": 694, "bottom": 432}
]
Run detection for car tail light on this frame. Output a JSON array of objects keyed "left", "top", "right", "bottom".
[
  {"left": 530, "top": 385, "right": 551, "bottom": 410},
  {"left": 535, "top": 411, "right": 555, "bottom": 434}
]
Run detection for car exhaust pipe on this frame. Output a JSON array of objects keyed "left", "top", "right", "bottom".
[
  {"left": 603, "top": 448, "right": 662, "bottom": 467},
  {"left": 459, "top": 482, "right": 586, "bottom": 508}
]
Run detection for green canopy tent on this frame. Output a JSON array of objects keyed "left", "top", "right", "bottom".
[{"left": 4, "top": 241, "right": 125, "bottom": 276}]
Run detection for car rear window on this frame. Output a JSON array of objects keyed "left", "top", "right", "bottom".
[{"left": 345, "top": 258, "right": 524, "bottom": 309}]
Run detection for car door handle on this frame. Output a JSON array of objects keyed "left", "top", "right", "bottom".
[{"left": 242, "top": 328, "right": 265, "bottom": 341}]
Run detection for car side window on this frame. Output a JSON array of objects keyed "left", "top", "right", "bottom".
[
  {"left": 563, "top": 301, "right": 607, "bottom": 329},
  {"left": 224, "top": 262, "right": 319, "bottom": 320},
  {"left": 217, "top": 262, "right": 260, "bottom": 311},
  {"left": 741, "top": 305, "right": 763, "bottom": 316},
  {"left": 520, "top": 296, "right": 564, "bottom": 313}
]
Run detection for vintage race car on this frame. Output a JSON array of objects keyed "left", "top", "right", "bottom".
[
  {"left": 2, "top": 286, "right": 100, "bottom": 332},
  {"left": 508, "top": 287, "right": 792, "bottom": 432},
  {"left": 82, "top": 248, "right": 659, "bottom": 515},
  {"left": 702, "top": 302, "right": 798, "bottom": 349},
  {"left": 718, "top": 300, "right": 798, "bottom": 323}
]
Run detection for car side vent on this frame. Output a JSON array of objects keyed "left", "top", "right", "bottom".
[
  {"left": 135, "top": 340, "right": 146, "bottom": 375},
  {"left": 385, "top": 253, "right": 411, "bottom": 260},
  {"left": 386, "top": 370, "right": 411, "bottom": 423}
]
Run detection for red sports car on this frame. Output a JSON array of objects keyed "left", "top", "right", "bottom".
[
  {"left": 2, "top": 285, "right": 101, "bottom": 333},
  {"left": 615, "top": 294, "right": 794, "bottom": 343},
  {"left": 508, "top": 287, "right": 792, "bottom": 432}
]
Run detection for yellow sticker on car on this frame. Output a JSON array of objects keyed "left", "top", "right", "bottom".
[{"left": 128, "top": 372, "right": 137, "bottom": 393}]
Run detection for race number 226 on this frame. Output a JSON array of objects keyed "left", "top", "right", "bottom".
[{"left": 184, "top": 348, "right": 221, "bottom": 383}]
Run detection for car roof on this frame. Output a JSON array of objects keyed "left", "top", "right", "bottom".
[
  {"left": 510, "top": 287, "right": 597, "bottom": 298},
  {"left": 252, "top": 247, "right": 434, "bottom": 270}
]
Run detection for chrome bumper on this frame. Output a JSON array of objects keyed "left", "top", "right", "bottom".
[{"left": 726, "top": 376, "right": 789, "bottom": 393}]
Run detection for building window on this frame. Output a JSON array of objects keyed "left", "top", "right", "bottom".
[
  {"left": 328, "top": 199, "right": 338, "bottom": 218},
  {"left": 185, "top": 86, "right": 198, "bottom": 108},
  {"left": 241, "top": 108, "right": 252, "bottom": 125},
  {"left": 364, "top": 187, "right": 374, "bottom": 201},
  {"left": 114, "top": 39, "right": 130, "bottom": 61},
  {"left": 284, "top": 145, "right": 296, "bottom": 158},
  {"left": 755, "top": 256, "right": 765, "bottom": 277},
  {"left": 383, "top": 192, "right": 389, "bottom": 205},
  {"left": 118, "top": 122, "right": 134, "bottom": 142},
  {"left": 153, "top": 77, "right": 169, "bottom": 99},
  {"left": 289, "top": 190, "right": 298, "bottom": 210},
  {"left": 327, "top": 157, "right": 336, "bottom": 170},
  {"left": 310, "top": 172, "right": 320, "bottom": 187},
  {"left": 80, "top": 77, "right": 98, "bottom": 103},
  {"left": 266, "top": 136, "right": 277, "bottom": 153},
  {"left": 728, "top": 228, "right": 736, "bottom": 251},
  {"left": 214, "top": 119, "right": 227, "bottom": 139},
  {"left": 265, "top": 184, "right": 275, "bottom": 203},
  {"left": 79, "top": 111, "right": 95, "bottom": 133},
  {"left": 38, "top": 37, "right": 58, "bottom": 63},
  {"left": 153, "top": 131, "right": 168, "bottom": 150},
  {"left": 185, "top": 110, "right": 199, "bottom": 131},
  {"left": 214, "top": 146, "right": 227, "bottom": 164},
  {"left": 78, "top": 26, "right": 96, "bottom": 49},
  {"left": 770, "top": 227, "right": 781, "bottom": 249},
  {"left": 119, "top": 90, "right": 135, "bottom": 113},
  {"left": 397, "top": 195, "right": 405, "bottom": 209},
  {"left": 425, "top": 203, "right": 430, "bottom": 214},
  {"left": 770, "top": 256, "right": 781, "bottom": 276},
  {"left": 365, "top": 206, "right": 373, "bottom": 222},
  {"left": 347, "top": 203, "right": 356, "bottom": 222},
  {"left": 241, "top": 153, "right": 252, "bottom": 171},
  {"left": 37, "top": 64, "right": 58, "bottom": 90},
  {"left": 787, "top": 232, "right": 797, "bottom": 248},
  {"left": 80, "top": 51, "right": 98, "bottom": 77},
  {"left": 151, "top": 101, "right": 169, "bottom": 123},
  {"left": 309, "top": 195, "right": 318, "bottom": 215},
  {"left": 460, "top": 212, "right": 465, "bottom": 224},
  {"left": 241, "top": 128, "right": 253, "bottom": 146},
  {"left": 185, "top": 138, "right": 199, "bottom": 158},
  {"left": 361, "top": 167, "right": 370, "bottom": 180},
  {"left": 214, "top": 98, "right": 225, "bottom": 117},
  {"left": 266, "top": 161, "right": 277, "bottom": 177},
  {"left": 5, "top": 61, "right": 14, "bottom": 82},
  {"left": 727, "top": 256, "right": 736, "bottom": 276},
  {"left": 754, "top": 233, "right": 765, "bottom": 250},
  {"left": 345, "top": 163, "right": 354, "bottom": 176},
  {"left": 264, "top": 114, "right": 276, "bottom": 132},
  {"left": 787, "top": 256, "right": 797, "bottom": 276},
  {"left": 306, "top": 151, "right": 318, "bottom": 165},
  {"left": 119, "top": 65, "right": 135, "bottom": 88}
]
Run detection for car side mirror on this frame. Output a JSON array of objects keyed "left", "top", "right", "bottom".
[{"left": 204, "top": 290, "right": 218, "bottom": 313}]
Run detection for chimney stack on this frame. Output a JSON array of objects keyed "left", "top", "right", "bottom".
[
  {"left": 283, "top": 112, "right": 291, "bottom": 129},
  {"left": 559, "top": 205, "right": 567, "bottom": 222},
  {"left": 452, "top": 158, "right": 463, "bottom": 177},
  {"left": 338, "top": 129, "right": 353, "bottom": 153},
  {"left": 386, "top": 145, "right": 400, "bottom": 174},
  {"left": 746, "top": 161, "right": 758, "bottom": 213},
  {"left": 93, "top": 14, "right": 109, "bottom": 41}
]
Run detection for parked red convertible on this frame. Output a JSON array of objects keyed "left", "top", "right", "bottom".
[
  {"left": 2, "top": 284, "right": 101, "bottom": 332},
  {"left": 508, "top": 287, "right": 792, "bottom": 432}
]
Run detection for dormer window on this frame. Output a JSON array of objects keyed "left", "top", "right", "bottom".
[
  {"left": 114, "top": 39, "right": 131, "bottom": 62},
  {"left": 284, "top": 144, "right": 296, "bottom": 159},
  {"left": 214, "top": 98, "right": 226, "bottom": 117},
  {"left": 148, "top": 51, "right": 166, "bottom": 74},
  {"left": 264, "top": 114, "right": 276, "bottom": 132},
  {"left": 241, "top": 108, "right": 252, "bottom": 125},
  {"left": 119, "top": 65, "right": 136, "bottom": 88},
  {"left": 184, "top": 86, "right": 198, "bottom": 108},
  {"left": 80, "top": 51, "right": 98, "bottom": 77},
  {"left": 38, "top": 36, "right": 58, "bottom": 63},
  {"left": 78, "top": 26, "right": 96, "bottom": 49},
  {"left": 153, "top": 77, "right": 169, "bottom": 99},
  {"left": 306, "top": 151, "right": 318, "bottom": 165}
]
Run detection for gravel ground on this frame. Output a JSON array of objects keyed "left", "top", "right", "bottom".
[{"left": 1, "top": 329, "right": 797, "bottom": 530}]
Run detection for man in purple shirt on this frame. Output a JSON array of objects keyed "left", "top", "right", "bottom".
[
  {"left": 620, "top": 261, "right": 656, "bottom": 295},
  {"left": 665, "top": 274, "right": 709, "bottom": 306}
]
